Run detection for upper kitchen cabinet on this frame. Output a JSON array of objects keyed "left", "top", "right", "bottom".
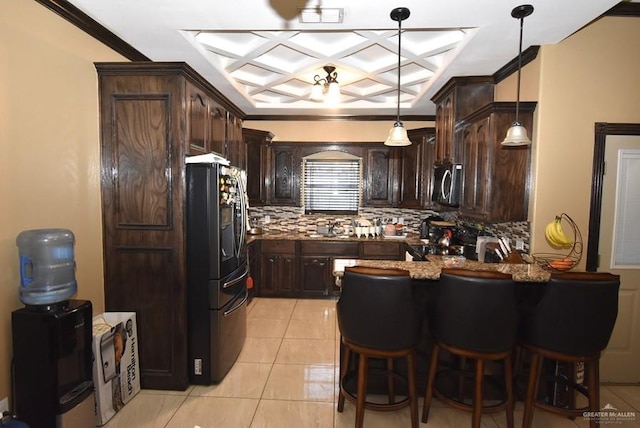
[
  {"left": 363, "top": 146, "right": 397, "bottom": 207},
  {"left": 399, "top": 128, "right": 436, "bottom": 209},
  {"left": 226, "top": 112, "right": 245, "bottom": 169},
  {"left": 243, "top": 128, "right": 273, "bottom": 206},
  {"left": 95, "top": 62, "right": 243, "bottom": 391},
  {"left": 431, "top": 77, "right": 495, "bottom": 165},
  {"left": 186, "top": 83, "right": 242, "bottom": 160},
  {"left": 459, "top": 101, "right": 536, "bottom": 223},
  {"left": 270, "top": 144, "right": 300, "bottom": 206}
]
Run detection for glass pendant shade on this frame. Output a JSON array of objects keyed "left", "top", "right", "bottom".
[
  {"left": 384, "top": 121, "right": 411, "bottom": 146},
  {"left": 326, "top": 81, "right": 341, "bottom": 105},
  {"left": 310, "top": 83, "right": 324, "bottom": 101},
  {"left": 501, "top": 122, "right": 531, "bottom": 146}
]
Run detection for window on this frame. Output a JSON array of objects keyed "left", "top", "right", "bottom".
[{"left": 302, "top": 151, "right": 362, "bottom": 215}]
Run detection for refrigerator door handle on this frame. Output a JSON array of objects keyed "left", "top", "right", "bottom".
[
  {"left": 224, "top": 289, "right": 248, "bottom": 317},
  {"left": 223, "top": 266, "right": 249, "bottom": 289},
  {"left": 234, "top": 168, "right": 248, "bottom": 259}
]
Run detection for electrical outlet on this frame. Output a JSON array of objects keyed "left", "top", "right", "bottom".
[
  {"left": 0, "top": 397, "right": 8, "bottom": 416},
  {"left": 515, "top": 240, "right": 525, "bottom": 251}
]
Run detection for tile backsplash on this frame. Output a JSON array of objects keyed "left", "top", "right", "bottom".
[{"left": 248, "top": 206, "right": 530, "bottom": 252}]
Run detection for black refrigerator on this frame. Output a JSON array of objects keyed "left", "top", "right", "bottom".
[{"left": 186, "top": 157, "right": 249, "bottom": 384}]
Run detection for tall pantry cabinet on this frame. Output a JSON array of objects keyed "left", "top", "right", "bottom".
[{"left": 96, "top": 62, "right": 243, "bottom": 390}]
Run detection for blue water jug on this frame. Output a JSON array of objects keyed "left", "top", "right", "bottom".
[{"left": 16, "top": 229, "right": 77, "bottom": 306}]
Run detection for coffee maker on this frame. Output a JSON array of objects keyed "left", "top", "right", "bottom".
[{"left": 12, "top": 300, "right": 95, "bottom": 428}]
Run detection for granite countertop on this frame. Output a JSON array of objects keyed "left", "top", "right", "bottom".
[
  {"left": 247, "top": 230, "right": 424, "bottom": 245},
  {"left": 334, "top": 257, "right": 550, "bottom": 283}
]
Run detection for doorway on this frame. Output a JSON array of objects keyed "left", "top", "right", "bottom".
[{"left": 587, "top": 123, "right": 640, "bottom": 383}]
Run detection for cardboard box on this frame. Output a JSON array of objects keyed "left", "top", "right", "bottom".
[{"left": 92, "top": 312, "right": 140, "bottom": 426}]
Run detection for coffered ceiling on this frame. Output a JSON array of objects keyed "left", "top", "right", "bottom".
[{"left": 60, "top": 0, "right": 626, "bottom": 117}]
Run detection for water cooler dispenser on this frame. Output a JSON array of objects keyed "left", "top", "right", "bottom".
[{"left": 11, "top": 229, "right": 94, "bottom": 428}]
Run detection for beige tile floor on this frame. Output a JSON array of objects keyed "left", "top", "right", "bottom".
[{"left": 103, "top": 298, "right": 640, "bottom": 427}]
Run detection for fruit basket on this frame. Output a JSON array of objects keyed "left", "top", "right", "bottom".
[{"left": 532, "top": 213, "right": 583, "bottom": 272}]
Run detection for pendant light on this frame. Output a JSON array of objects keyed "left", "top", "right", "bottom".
[
  {"left": 501, "top": 4, "right": 534, "bottom": 147},
  {"left": 384, "top": 7, "right": 411, "bottom": 147}
]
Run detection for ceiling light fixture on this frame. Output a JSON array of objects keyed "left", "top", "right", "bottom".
[
  {"left": 501, "top": 4, "right": 534, "bottom": 147},
  {"left": 309, "top": 65, "right": 341, "bottom": 105},
  {"left": 384, "top": 7, "right": 411, "bottom": 147}
]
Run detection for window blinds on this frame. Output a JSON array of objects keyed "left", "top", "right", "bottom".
[{"left": 302, "top": 159, "right": 362, "bottom": 214}]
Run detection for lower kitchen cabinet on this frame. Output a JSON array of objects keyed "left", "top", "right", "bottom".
[
  {"left": 259, "top": 240, "right": 297, "bottom": 297},
  {"left": 255, "top": 239, "right": 405, "bottom": 298},
  {"left": 360, "top": 241, "right": 405, "bottom": 260},
  {"left": 299, "top": 256, "right": 333, "bottom": 297}
]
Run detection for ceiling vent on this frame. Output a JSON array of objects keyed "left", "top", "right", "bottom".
[{"left": 299, "top": 8, "right": 344, "bottom": 23}]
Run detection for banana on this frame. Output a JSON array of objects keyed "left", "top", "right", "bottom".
[
  {"left": 553, "top": 217, "right": 573, "bottom": 246},
  {"left": 545, "top": 221, "right": 564, "bottom": 247},
  {"left": 544, "top": 216, "right": 573, "bottom": 248}
]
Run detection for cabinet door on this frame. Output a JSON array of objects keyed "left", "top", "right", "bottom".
[
  {"left": 461, "top": 117, "right": 490, "bottom": 217},
  {"left": 270, "top": 145, "right": 299, "bottom": 206},
  {"left": 299, "top": 256, "right": 332, "bottom": 298},
  {"left": 208, "top": 102, "right": 227, "bottom": 157},
  {"left": 435, "top": 93, "right": 455, "bottom": 164},
  {"left": 244, "top": 129, "right": 272, "bottom": 206},
  {"left": 98, "top": 71, "right": 188, "bottom": 391},
  {"left": 261, "top": 255, "right": 297, "bottom": 296},
  {"left": 401, "top": 128, "right": 436, "bottom": 208},
  {"left": 187, "top": 89, "right": 207, "bottom": 155},
  {"left": 226, "top": 114, "right": 245, "bottom": 169},
  {"left": 363, "top": 147, "right": 396, "bottom": 207}
]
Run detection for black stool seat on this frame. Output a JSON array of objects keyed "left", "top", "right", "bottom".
[
  {"left": 337, "top": 266, "right": 421, "bottom": 428},
  {"left": 519, "top": 271, "right": 620, "bottom": 428},
  {"left": 423, "top": 268, "right": 519, "bottom": 428}
]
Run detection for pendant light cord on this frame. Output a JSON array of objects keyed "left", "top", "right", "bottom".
[
  {"left": 515, "top": 15, "right": 524, "bottom": 124},
  {"left": 396, "top": 17, "right": 402, "bottom": 123}
]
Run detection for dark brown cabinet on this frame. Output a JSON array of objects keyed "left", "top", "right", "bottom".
[
  {"left": 459, "top": 102, "right": 536, "bottom": 222},
  {"left": 254, "top": 239, "right": 402, "bottom": 298},
  {"left": 400, "top": 128, "right": 436, "bottom": 208},
  {"left": 270, "top": 144, "right": 300, "bottom": 206},
  {"left": 243, "top": 128, "right": 273, "bottom": 206},
  {"left": 363, "top": 147, "right": 397, "bottom": 207},
  {"left": 431, "top": 77, "right": 494, "bottom": 165},
  {"left": 299, "top": 257, "right": 333, "bottom": 297},
  {"left": 226, "top": 113, "right": 245, "bottom": 169},
  {"left": 259, "top": 240, "right": 298, "bottom": 296},
  {"left": 360, "top": 241, "right": 405, "bottom": 260},
  {"left": 186, "top": 83, "right": 242, "bottom": 159},
  {"left": 96, "top": 62, "right": 244, "bottom": 391}
]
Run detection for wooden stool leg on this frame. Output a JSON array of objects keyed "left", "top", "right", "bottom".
[
  {"left": 337, "top": 345, "right": 350, "bottom": 412},
  {"left": 355, "top": 354, "right": 369, "bottom": 428},
  {"left": 386, "top": 358, "right": 396, "bottom": 404},
  {"left": 472, "top": 358, "right": 484, "bottom": 428},
  {"left": 504, "top": 355, "right": 515, "bottom": 428},
  {"left": 407, "top": 351, "right": 418, "bottom": 428},
  {"left": 457, "top": 356, "right": 467, "bottom": 403},
  {"left": 587, "top": 359, "right": 600, "bottom": 428},
  {"left": 522, "top": 352, "right": 543, "bottom": 428},
  {"left": 422, "top": 344, "right": 440, "bottom": 423}
]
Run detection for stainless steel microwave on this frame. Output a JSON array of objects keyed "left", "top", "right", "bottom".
[{"left": 433, "top": 163, "right": 462, "bottom": 206}]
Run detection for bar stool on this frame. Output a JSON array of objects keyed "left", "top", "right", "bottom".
[
  {"left": 337, "top": 266, "right": 421, "bottom": 428},
  {"left": 422, "top": 268, "right": 518, "bottom": 428},
  {"left": 519, "top": 271, "right": 620, "bottom": 428}
]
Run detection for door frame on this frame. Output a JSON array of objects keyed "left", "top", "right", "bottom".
[{"left": 586, "top": 123, "right": 640, "bottom": 271}]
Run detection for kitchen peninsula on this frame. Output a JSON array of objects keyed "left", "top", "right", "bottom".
[{"left": 247, "top": 232, "right": 550, "bottom": 300}]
